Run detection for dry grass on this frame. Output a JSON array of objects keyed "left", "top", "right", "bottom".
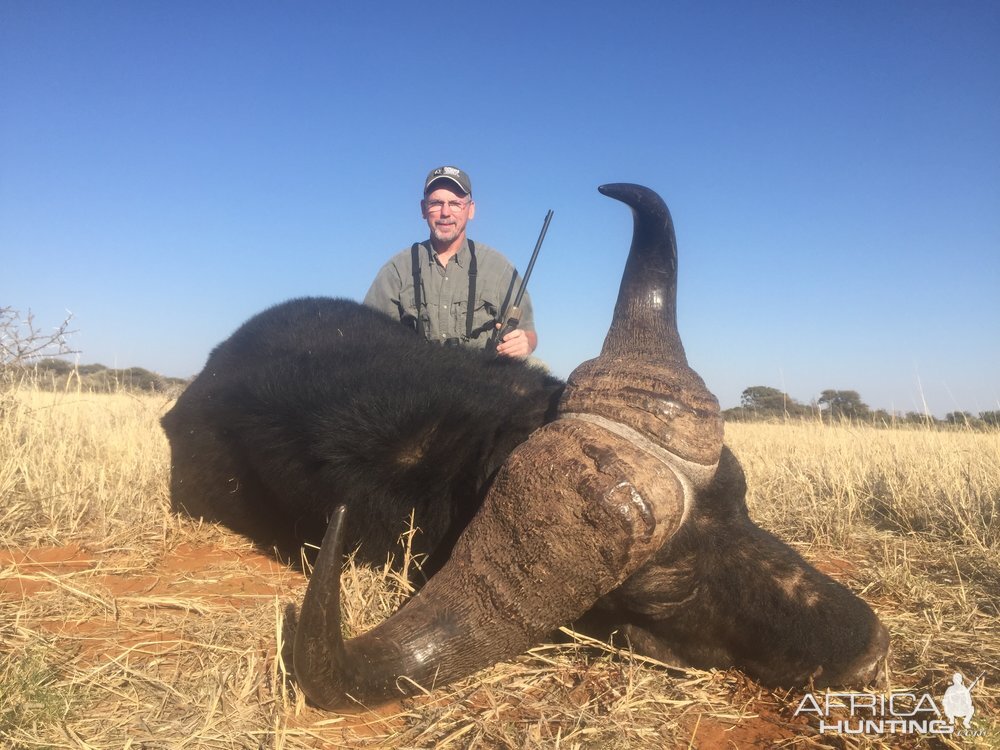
[{"left": 1, "top": 384, "right": 997, "bottom": 748}]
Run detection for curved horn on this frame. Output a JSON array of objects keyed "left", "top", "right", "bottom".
[
  {"left": 294, "top": 184, "right": 723, "bottom": 708},
  {"left": 560, "top": 184, "right": 723, "bottom": 475},
  {"left": 598, "top": 182, "right": 683, "bottom": 360}
]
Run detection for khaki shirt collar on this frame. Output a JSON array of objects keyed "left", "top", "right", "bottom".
[{"left": 428, "top": 238, "right": 470, "bottom": 268}]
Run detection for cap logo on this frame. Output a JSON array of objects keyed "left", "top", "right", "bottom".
[{"left": 425, "top": 166, "right": 471, "bottom": 195}]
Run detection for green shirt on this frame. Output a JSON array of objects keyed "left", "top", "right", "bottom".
[{"left": 364, "top": 239, "right": 534, "bottom": 349}]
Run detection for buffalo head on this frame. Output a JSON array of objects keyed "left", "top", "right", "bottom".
[{"left": 292, "top": 184, "right": 889, "bottom": 709}]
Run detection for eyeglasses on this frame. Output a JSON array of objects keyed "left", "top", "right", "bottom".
[{"left": 425, "top": 199, "right": 470, "bottom": 214}]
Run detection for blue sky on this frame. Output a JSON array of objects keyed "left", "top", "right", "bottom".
[{"left": 2, "top": 1, "right": 997, "bottom": 417}]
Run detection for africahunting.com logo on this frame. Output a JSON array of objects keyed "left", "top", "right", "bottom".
[{"left": 794, "top": 672, "right": 986, "bottom": 737}]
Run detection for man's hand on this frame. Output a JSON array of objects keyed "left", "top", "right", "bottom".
[{"left": 495, "top": 327, "right": 537, "bottom": 359}]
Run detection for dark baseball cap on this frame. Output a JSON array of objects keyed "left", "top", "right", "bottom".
[{"left": 424, "top": 166, "right": 472, "bottom": 196}]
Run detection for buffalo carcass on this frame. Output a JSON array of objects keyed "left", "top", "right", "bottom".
[
  {"left": 161, "top": 296, "right": 562, "bottom": 576},
  {"left": 162, "top": 184, "right": 889, "bottom": 710}
]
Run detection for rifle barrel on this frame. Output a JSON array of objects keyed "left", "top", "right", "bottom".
[
  {"left": 511, "top": 209, "right": 553, "bottom": 311},
  {"left": 488, "top": 209, "right": 553, "bottom": 355}
]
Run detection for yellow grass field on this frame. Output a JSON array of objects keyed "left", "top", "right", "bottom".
[{"left": 1, "top": 385, "right": 997, "bottom": 748}]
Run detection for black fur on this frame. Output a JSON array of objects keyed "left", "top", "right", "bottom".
[{"left": 162, "top": 297, "right": 563, "bottom": 571}]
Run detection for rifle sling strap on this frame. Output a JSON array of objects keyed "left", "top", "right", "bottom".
[
  {"left": 410, "top": 242, "right": 424, "bottom": 338},
  {"left": 466, "top": 240, "right": 477, "bottom": 340}
]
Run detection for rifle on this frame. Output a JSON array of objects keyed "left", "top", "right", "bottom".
[{"left": 487, "top": 209, "right": 553, "bottom": 356}]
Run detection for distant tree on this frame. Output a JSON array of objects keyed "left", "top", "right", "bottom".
[
  {"left": 870, "top": 409, "right": 895, "bottom": 426},
  {"left": 945, "top": 411, "right": 981, "bottom": 428},
  {"left": 818, "top": 389, "right": 869, "bottom": 421},
  {"left": 34, "top": 357, "right": 75, "bottom": 375},
  {"left": 738, "top": 385, "right": 808, "bottom": 419},
  {"left": 980, "top": 411, "right": 1000, "bottom": 428},
  {"left": 1, "top": 306, "right": 77, "bottom": 369},
  {"left": 903, "top": 411, "right": 936, "bottom": 427},
  {"left": 741, "top": 386, "right": 783, "bottom": 411},
  {"left": 28, "top": 359, "right": 188, "bottom": 394}
]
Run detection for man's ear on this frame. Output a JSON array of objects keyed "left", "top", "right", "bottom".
[
  {"left": 467, "top": 199, "right": 476, "bottom": 221},
  {"left": 420, "top": 199, "right": 428, "bottom": 220}
]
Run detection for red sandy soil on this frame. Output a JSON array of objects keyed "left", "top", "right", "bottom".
[
  {"left": 1, "top": 543, "right": 861, "bottom": 747},
  {"left": 0, "top": 542, "right": 292, "bottom": 665}
]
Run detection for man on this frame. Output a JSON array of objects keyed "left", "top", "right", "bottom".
[{"left": 364, "top": 166, "right": 537, "bottom": 358}]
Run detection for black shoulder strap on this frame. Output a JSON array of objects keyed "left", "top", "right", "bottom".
[
  {"left": 410, "top": 242, "right": 424, "bottom": 338},
  {"left": 466, "top": 240, "right": 477, "bottom": 339}
]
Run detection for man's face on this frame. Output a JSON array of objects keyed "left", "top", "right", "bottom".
[{"left": 421, "top": 184, "right": 475, "bottom": 246}]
